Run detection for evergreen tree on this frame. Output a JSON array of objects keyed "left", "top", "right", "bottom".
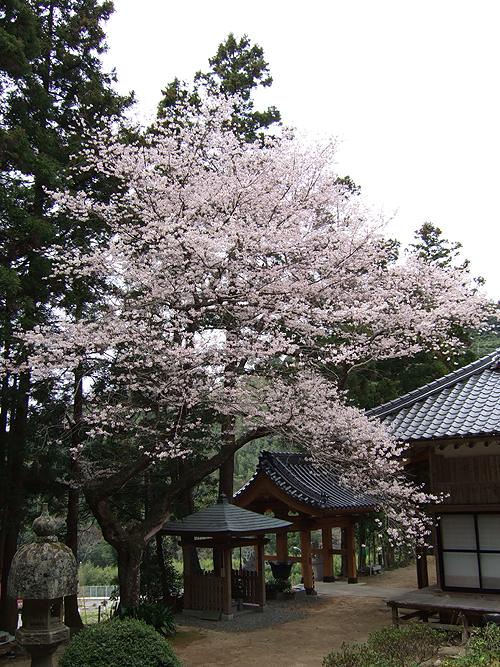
[
  {"left": 409, "top": 222, "right": 469, "bottom": 269},
  {"left": 0, "top": 0, "right": 131, "bottom": 631},
  {"left": 158, "top": 32, "right": 281, "bottom": 143}
]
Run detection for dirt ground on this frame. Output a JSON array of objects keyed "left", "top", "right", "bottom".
[
  {"left": 171, "top": 560, "right": 436, "bottom": 667},
  {"left": 5, "top": 559, "right": 435, "bottom": 666}
]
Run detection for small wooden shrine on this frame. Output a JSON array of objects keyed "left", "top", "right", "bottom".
[
  {"left": 234, "top": 451, "right": 376, "bottom": 590},
  {"left": 161, "top": 494, "right": 291, "bottom": 620}
]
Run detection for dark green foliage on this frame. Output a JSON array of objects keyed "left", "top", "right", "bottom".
[
  {"left": 158, "top": 32, "right": 280, "bottom": 143},
  {"left": 78, "top": 562, "right": 118, "bottom": 586},
  {"left": 0, "top": 0, "right": 131, "bottom": 631},
  {"left": 266, "top": 578, "right": 292, "bottom": 594},
  {"left": 79, "top": 536, "right": 117, "bottom": 568},
  {"left": 136, "top": 600, "right": 176, "bottom": 637},
  {"left": 58, "top": 618, "right": 182, "bottom": 667},
  {"left": 234, "top": 434, "right": 283, "bottom": 490},
  {"left": 366, "top": 624, "right": 444, "bottom": 666},
  {"left": 322, "top": 643, "right": 372, "bottom": 667},
  {"left": 472, "top": 310, "right": 500, "bottom": 357},
  {"left": 345, "top": 349, "right": 477, "bottom": 410},
  {"left": 323, "top": 624, "right": 445, "bottom": 667},
  {"left": 409, "top": 222, "right": 470, "bottom": 271},
  {"left": 140, "top": 538, "right": 182, "bottom": 602},
  {"left": 450, "top": 623, "right": 500, "bottom": 666}
]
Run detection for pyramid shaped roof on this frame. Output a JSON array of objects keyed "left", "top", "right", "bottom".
[{"left": 161, "top": 494, "right": 291, "bottom": 537}]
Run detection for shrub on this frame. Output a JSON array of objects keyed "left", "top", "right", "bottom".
[
  {"left": 265, "top": 578, "right": 292, "bottom": 594},
  {"left": 447, "top": 623, "right": 500, "bottom": 666},
  {"left": 136, "top": 599, "right": 176, "bottom": 637},
  {"left": 58, "top": 618, "right": 182, "bottom": 667},
  {"left": 367, "top": 624, "right": 444, "bottom": 666},
  {"left": 322, "top": 642, "right": 372, "bottom": 667},
  {"left": 323, "top": 624, "right": 445, "bottom": 667}
]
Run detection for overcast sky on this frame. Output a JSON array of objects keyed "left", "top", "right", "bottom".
[{"left": 102, "top": 0, "right": 500, "bottom": 301}]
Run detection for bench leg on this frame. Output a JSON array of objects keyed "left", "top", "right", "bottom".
[{"left": 391, "top": 604, "right": 399, "bottom": 627}]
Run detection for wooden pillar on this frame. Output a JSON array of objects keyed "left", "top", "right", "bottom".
[
  {"left": 300, "top": 527, "right": 314, "bottom": 593},
  {"left": 221, "top": 547, "right": 233, "bottom": 620},
  {"left": 345, "top": 522, "right": 358, "bottom": 583},
  {"left": 322, "top": 527, "right": 335, "bottom": 582},
  {"left": 391, "top": 603, "right": 399, "bottom": 627},
  {"left": 182, "top": 541, "right": 192, "bottom": 610},
  {"left": 416, "top": 545, "right": 429, "bottom": 589},
  {"left": 257, "top": 541, "right": 266, "bottom": 610},
  {"left": 276, "top": 531, "right": 288, "bottom": 562}
]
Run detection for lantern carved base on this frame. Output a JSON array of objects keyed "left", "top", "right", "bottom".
[{"left": 16, "top": 627, "right": 69, "bottom": 667}]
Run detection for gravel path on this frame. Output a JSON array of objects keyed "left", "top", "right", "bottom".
[{"left": 175, "top": 595, "right": 324, "bottom": 632}]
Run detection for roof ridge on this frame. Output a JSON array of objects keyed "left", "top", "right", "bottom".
[{"left": 368, "top": 348, "right": 500, "bottom": 419}]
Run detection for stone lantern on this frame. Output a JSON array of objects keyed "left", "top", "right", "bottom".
[{"left": 8, "top": 504, "right": 78, "bottom": 667}]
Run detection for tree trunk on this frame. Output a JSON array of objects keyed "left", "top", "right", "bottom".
[
  {"left": 218, "top": 414, "right": 236, "bottom": 500},
  {"left": 0, "top": 528, "right": 21, "bottom": 633},
  {"left": 64, "top": 486, "right": 83, "bottom": 629},
  {"left": 116, "top": 544, "right": 143, "bottom": 611},
  {"left": 64, "top": 370, "right": 84, "bottom": 628},
  {"left": 0, "top": 372, "right": 29, "bottom": 633},
  {"left": 156, "top": 533, "right": 170, "bottom": 601}
]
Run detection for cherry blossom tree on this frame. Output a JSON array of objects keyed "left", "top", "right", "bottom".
[{"left": 19, "top": 99, "right": 489, "bottom": 609}]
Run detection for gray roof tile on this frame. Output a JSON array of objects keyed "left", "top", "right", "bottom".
[
  {"left": 368, "top": 349, "right": 500, "bottom": 441},
  {"left": 235, "top": 451, "right": 375, "bottom": 511},
  {"left": 161, "top": 495, "right": 291, "bottom": 536}
]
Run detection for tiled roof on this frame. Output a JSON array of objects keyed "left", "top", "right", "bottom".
[
  {"left": 235, "top": 451, "right": 375, "bottom": 511},
  {"left": 368, "top": 349, "right": 500, "bottom": 441},
  {"left": 161, "top": 494, "right": 291, "bottom": 536}
]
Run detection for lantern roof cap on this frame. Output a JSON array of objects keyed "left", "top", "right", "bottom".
[{"left": 8, "top": 505, "right": 78, "bottom": 600}]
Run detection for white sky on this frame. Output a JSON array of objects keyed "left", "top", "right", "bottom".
[{"left": 102, "top": 0, "right": 500, "bottom": 301}]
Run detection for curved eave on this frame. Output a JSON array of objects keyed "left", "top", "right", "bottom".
[{"left": 235, "top": 470, "right": 376, "bottom": 516}]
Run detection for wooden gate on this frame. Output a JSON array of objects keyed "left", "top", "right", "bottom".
[
  {"left": 233, "top": 569, "right": 260, "bottom": 605},
  {"left": 184, "top": 571, "right": 224, "bottom": 611}
]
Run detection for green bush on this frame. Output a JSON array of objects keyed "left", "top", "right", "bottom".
[
  {"left": 322, "top": 642, "right": 372, "bottom": 667},
  {"left": 446, "top": 623, "right": 500, "bottom": 666},
  {"left": 367, "top": 624, "right": 444, "bottom": 666},
  {"left": 323, "top": 624, "right": 445, "bottom": 667},
  {"left": 58, "top": 618, "right": 182, "bottom": 667},
  {"left": 136, "top": 599, "right": 176, "bottom": 637},
  {"left": 265, "top": 578, "right": 292, "bottom": 594}
]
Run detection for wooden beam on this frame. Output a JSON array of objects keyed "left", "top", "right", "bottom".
[
  {"left": 276, "top": 531, "right": 288, "bottom": 561},
  {"left": 178, "top": 537, "right": 269, "bottom": 549},
  {"left": 264, "top": 555, "right": 303, "bottom": 563},
  {"left": 416, "top": 545, "right": 429, "bottom": 589},
  {"left": 257, "top": 542, "right": 266, "bottom": 608},
  {"left": 235, "top": 474, "right": 375, "bottom": 518},
  {"left": 300, "top": 528, "right": 314, "bottom": 592},
  {"left": 222, "top": 547, "right": 233, "bottom": 619},
  {"left": 322, "top": 528, "right": 335, "bottom": 581},
  {"left": 345, "top": 522, "right": 358, "bottom": 583}
]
